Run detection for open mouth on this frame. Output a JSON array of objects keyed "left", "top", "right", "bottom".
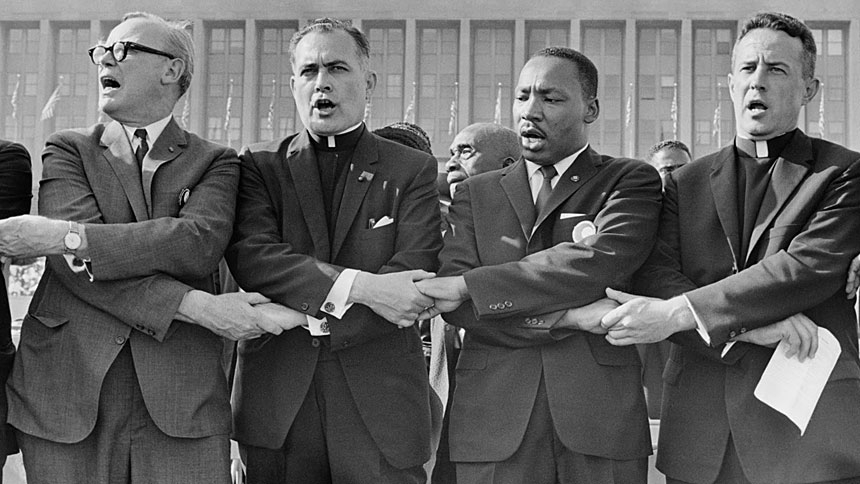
[
  {"left": 101, "top": 77, "right": 121, "bottom": 90},
  {"left": 746, "top": 100, "right": 767, "bottom": 113},
  {"left": 520, "top": 126, "right": 545, "bottom": 140},
  {"left": 313, "top": 98, "right": 336, "bottom": 112}
]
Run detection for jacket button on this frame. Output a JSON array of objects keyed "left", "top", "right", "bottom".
[
  {"left": 489, "top": 304, "right": 498, "bottom": 310},
  {"left": 114, "top": 336, "right": 126, "bottom": 345},
  {"left": 504, "top": 301, "right": 513, "bottom": 308},
  {"left": 342, "top": 340, "right": 350, "bottom": 348},
  {"left": 740, "top": 327, "right": 747, "bottom": 334},
  {"left": 729, "top": 330, "right": 737, "bottom": 339},
  {"left": 301, "top": 303, "right": 309, "bottom": 311},
  {"left": 324, "top": 302, "right": 335, "bottom": 313},
  {"left": 311, "top": 338, "right": 320, "bottom": 347}
]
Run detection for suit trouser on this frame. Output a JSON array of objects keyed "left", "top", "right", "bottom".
[
  {"left": 241, "top": 338, "right": 426, "bottom": 484},
  {"left": 456, "top": 373, "right": 648, "bottom": 484},
  {"left": 15, "top": 344, "right": 231, "bottom": 484}
]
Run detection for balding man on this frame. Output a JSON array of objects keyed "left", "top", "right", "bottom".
[{"left": 0, "top": 12, "right": 300, "bottom": 483}]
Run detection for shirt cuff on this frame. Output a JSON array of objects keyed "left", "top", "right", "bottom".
[
  {"left": 683, "top": 294, "right": 711, "bottom": 346},
  {"left": 321, "top": 269, "right": 358, "bottom": 319}
]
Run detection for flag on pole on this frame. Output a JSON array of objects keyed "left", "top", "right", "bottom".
[
  {"left": 223, "top": 78, "right": 234, "bottom": 147},
  {"left": 448, "top": 81, "right": 459, "bottom": 135},
  {"left": 403, "top": 82, "right": 416, "bottom": 123},
  {"left": 10, "top": 74, "right": 20, "bottom": 120},
  {"left": 180, "top": 94, "right": 190, "bottom": 129},
  {"left": 493, "top": 82, "right": 502, "bottom": 124},
  {"left": 267, "top": 78, "right": 277, "bottom": 133},
  {"left": 818, "top": 83, "right": 825, "bottom": 139},
  {"left": 712, "top": 81, "right": 723, "bottom": 148},
  {"left": 625, "top": 83, "right": 632, "bottom": 129},
  {"left": 41, "top": 76, "right": 64, "bottom": 121},
  {"left": 670, "top": 82, "right": 678, "bottom": 140},
  {"left": 363, "top": 99, "right": 372, "bottom": 125}
]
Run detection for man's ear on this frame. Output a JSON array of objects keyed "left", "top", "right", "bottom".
[
  {"left": 584, "top": 97, "right": 600, "bottom": 124},
  {"left": 501, "top": 156, "right": 516, "bottom": 168},
  {"left": 162, "top": 58, "right": 185, "bottom": 86},
  {"left": 801, "top": 77, "right": 821, "bottom": 106},
  {"left": 365, "top": 70, "right": 377, "bottom": 99}
]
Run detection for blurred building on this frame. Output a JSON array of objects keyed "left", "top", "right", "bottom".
[{"left": 3, "top": 0, "right": 859, "bottom": 192}]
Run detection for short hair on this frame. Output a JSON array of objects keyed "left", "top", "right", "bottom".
[
  {"left": 647, "top": 139, "right": 691, "bottom": 161},
  {"left": 531, "top": 46, "right": 598, "bottom": 100},
  {"left": 373, "top": 122, "right": 433, "bottom": 155},
  {"left": 735, "top": 12, "right": 816, "bottom": 79},
  {"left": 289, "top": 18, "right": 371, "bottom": 71},
  {"left": 122, "top": 12, "right": 195, "bottom": 96},
  {"left": 466, "top": 123, "right": 520, "bottom": 163}
]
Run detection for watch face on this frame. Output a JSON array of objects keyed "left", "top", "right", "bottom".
[{"left": 64, "top": 231, "right": 82, "bottom": 251}]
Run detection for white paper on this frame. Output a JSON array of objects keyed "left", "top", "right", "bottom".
[{"left": 754, "top": 327, "right": 841, "bottom": 435}]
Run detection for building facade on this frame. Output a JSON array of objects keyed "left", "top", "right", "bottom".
[{"left": 3, "top": 0, "right": 859, "bottom": 189}]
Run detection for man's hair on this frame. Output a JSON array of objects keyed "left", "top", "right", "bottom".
[
  {"left": 289, "top": 18, "right": 371, "bottom": 71},
  {"left": 531, "top": 46, "right": 598, "bottom": 100},
  {"left": 374, "top": 122, "right": 433, "bottom": 155},
  {"left": 122, "top": 12, "right": 195, "bottom": 96},
  {"left": 647, "top": 139, "right": 691, "bottom": 161},
  {"left": 735, "top": 12, "right": 817, "bottom": 79},
  {"left": 468, "top": 123, "right": 520, "bottom": 165}
]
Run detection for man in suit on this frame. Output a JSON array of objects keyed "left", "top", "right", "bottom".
[
  {"left": 601, "top": 12, "right": 860, "bottom": 483},
  {"left": 0, "top": 12, "right": 301, "bottom": 483},
  {"left": 416, "top": 47, "right": 660, "bottom": 483},
  {"left": 225, "top": 18, "right": 442, "bottom": 483},
  {"left": 0, "top": 140, "right": 31, "bottom": 478}
]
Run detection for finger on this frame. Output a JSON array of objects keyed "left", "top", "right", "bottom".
[
  {"left": 604, "top": 334, "right": 636, "bottom": 346},
  {"left": 409, "top": 270, "right": 436, "bottom": 282},
  {"left": 241, "top": 292, "right": 271, "bottom": 305},
  {"left": 783, "top": 328, "right": 798, "bottom": 360},
  {"left": 605, "top": 287, "right": 639, "bottom": 304}
]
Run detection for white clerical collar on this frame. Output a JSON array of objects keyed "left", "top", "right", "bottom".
[
  {"left": 309, "top": 122, "right": 364, "bottom": 148},
  {"left": 123, "top": 114, "right": 172, "bottom": 151},
  {"left": 525, "top": 144, "right": 589, "bottom": 183}
]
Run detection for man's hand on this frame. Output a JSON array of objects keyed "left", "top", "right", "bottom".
[
  {"left": 0, "top": 215, "right": 68, "bottom": 258},
  {"left": 553, "top": 298, "right": 619, "bottom": 335},
  {"left": 846, "top": 254, "right": 860, "bottom": 298},
  {"left": 177, "top": 291, "right": 302, "bottom": 340},
  {"left": 415, "top": 276, "right": 469, "bottom": 319},
  {"left": 732, "top": 313, "right": 818, "bottom": 361},
  {"left": 601, "top": 288, "right": 696, "bottom": 345},
  {"left": 349, "top": 270, "right": 437, "bottom": 328}
]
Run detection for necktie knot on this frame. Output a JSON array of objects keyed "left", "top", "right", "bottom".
[{"left": 540, "top": 165, "right": 557, "bottom": 181}]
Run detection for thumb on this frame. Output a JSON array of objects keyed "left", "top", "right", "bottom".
[
  {"left": 409, "top": 270, "right": 436, "bottom": 282},
  {"left": 605, "top": 287, "right": 637, "bottom": 304},
  {"left": 242, "top": 292, "right": 271, "bottom": 305}
]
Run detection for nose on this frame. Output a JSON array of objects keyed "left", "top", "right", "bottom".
[
  {"left": 519, "top": 95, "right": 542, "bottom": 121},
  {"left": 95, "top": 49, "right": 117, "bottom": 68},
  {"left": 445, "top": 155, "right": 460, "bottom": 172},
  {"left": 314, "top": 69, "right": 332, "bottom": 92},
  {"left": 748, "top": 67, "right": 766, "bottom": 92}
]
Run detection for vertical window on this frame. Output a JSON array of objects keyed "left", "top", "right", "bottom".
[
  {"left": 3, "top": 25, "right": 41, "bottom": 152},
  {"left": 417, "top": 22, "right": 458, "bottom": 155},
  {"left": 526, "top": 21, "right": 569, "bottom": 60},
  {"left": 806, "top": 25, "right": 847, "bottom": 145},
  {"left": 258, "top": 23, "right": 298, "bottom": 141},
  {"left": 366, "top": 21, "right": 406, "bottom": 130},
  {"left": 692, "top": 24, "right": 735, "bottom": 157},
  {"left": 471, "top": 22, "right": 514, "bottom": 128},
  {"left": 637, "top": 25, "right": 679, "bottom": 156},
  {"left": 206, "top": 24, "right": 244, "bottom": 146},
  {"left": 53, "top": 24, "right": 91, "bottom": 132},
  {"left": 582, "top": 22, "right": 624, "bottom": 157}
]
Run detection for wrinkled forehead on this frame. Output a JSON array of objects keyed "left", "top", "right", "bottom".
[
  {"left": 732, "top": 28, "right": 804, "bottom": 66},
  {"left": 107, "top": 18, "right": 164, "bottom": 47},
  {"left": 293, "top": 30, "right": 365, "bottom": 67}
]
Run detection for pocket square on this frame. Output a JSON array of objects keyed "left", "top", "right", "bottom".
[
  {"left": 372, "top": 216, "right": 394, "bottom": 229},
  {"left": 560, "top": 212, "right": 587, "bottom": 220}
]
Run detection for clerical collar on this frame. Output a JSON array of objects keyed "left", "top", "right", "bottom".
[
  {"left": 308, "top": 123, "right": 364, "bottom": 152},
  {"left": 735, "top": 130, "right": 796, "bottom": 159}
]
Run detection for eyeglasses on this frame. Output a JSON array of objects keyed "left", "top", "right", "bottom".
[
  {"left": 88, "top": 41, "right": 176, "bottom": 64},
  {"left": 450, "top": 146, "right": 476, "bottom": 160}
]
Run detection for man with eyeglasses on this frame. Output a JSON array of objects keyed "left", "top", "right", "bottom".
[
  {"left": 645, "top": 139, "right": 691, "bottom": 186},
  {"left": 0, "top": 12, "right": 302, "bottom": 483}
]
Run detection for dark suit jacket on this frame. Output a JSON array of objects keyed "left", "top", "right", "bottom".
[
  {"left": 0, "top": 140, "right": 31, "bottom": 455},
  {"left": 225, "top": 128, "right": 442, "bottom": 469},
  {"left": 438, "top": 149, "right": 660, "bottom": 463},
  {"left": 8, "top": 119, "right": 238, "bottom": 443},
  {"left": 635, "top": 130, "right": 860, "bottom": 484}
]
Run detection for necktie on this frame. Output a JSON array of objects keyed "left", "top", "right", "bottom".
[
  {"left": 535, "top": 164, "right": 557, "bottom": 217},
  {"left": 134, "top": 128, "right": 148, "bottom": 169}
]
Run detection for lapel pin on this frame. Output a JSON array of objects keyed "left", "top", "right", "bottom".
[
  {"left": 178, "top": 187, "right": 191, "bottom": 208},
  {"left": 168, "top": 146, "right": 175, "bottom": 153},
  {"left": 571, "top": 175, "right": 580, "bottom": 182},
  {"left": 358, "top": 171, "right": 374, "bottom": 182}
]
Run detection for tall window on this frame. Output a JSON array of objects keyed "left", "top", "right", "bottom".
[
  {"left": 693, "top": 24, "right": 734, "bottom": 157},
  {"left": 526, "top": 21, "right": 569, "bottom": 60},
  {"left": 206, "top": 25, "right": 244, "bottom": 147},
  {"left": 582, "top": 22, "right": 624, "bottom": 157},
  {"left": 637, "top": 25, "right": 680, "bottom": 157},
  {"left": 417, "top": 22, "right": 458, "bottom": 155},
  {"left": 807, "top": 25, "right": 847, "bottom": 145},
  {"left": 53, "top": 25, "right": 91, "bottom": 132},
  {"left": 258, "top": 23, "right": 298, "bottom": 142},
  {"left": 471, "top": 22, "right": 514, "bottom": 128},
  {"left": 4, "top": 25, "right": 40, "bottom": 152},
  {"left": 366, "top": 21, "right": 405, "bottom": 130}
]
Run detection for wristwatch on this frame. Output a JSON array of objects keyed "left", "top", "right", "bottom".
[{"left": 63, "top": 221, "right": 82, "bottom": 254}]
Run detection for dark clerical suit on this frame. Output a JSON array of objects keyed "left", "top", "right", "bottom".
[
  {"left": 226, "top": 126, "right": 441, "bottom": 482},
  {"left": 0, "top": 140, "right": 31, "bottom": 463},
  {"left": 635, "top": 129, "right": 860, "bottom": 484},
  {"left": 438, "top": 149, "right": 660, "bottom": 482}
]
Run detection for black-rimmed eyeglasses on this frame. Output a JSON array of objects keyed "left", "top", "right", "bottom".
[{"left": 88, "top": 41, "right": 176, "bottom": 64}]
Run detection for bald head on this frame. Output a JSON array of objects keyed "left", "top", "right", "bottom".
[{"left": 446, "top": 123, "right": 520, "bottom": 196}]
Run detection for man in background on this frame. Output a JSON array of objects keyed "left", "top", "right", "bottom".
[{"left": 645, "top": 139, "right": 691, "bottom": 185}]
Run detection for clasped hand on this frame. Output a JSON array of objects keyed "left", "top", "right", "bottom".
[
  {"left": 349, "top": 272, "right": 468, "bottom": 328},
  {"left": 0, "top": 215, "right": 68, "bottom": 259}
]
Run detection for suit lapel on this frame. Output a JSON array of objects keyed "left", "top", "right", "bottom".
[
  {"left": 534, "top": 148, "right": 598, "bottom": 230},
  {"left": 745, "top": 132, "right": 812, "bottom": 264},
  {"left": 332, "top": 130, "right": 376, "bottom": 260},
  {"left": 709, "top": 146, "right": 742, "bottom": 268},
  {"left": 499, "top": 160, "right": 535, "bottom": 239},
  {"left": 141, "top": 118, "right": 184, "bottom": 217},
  {"left": 100, "top": 121, "right": 148, "bottom": 221},
  {"left": 287, "top": 131, "right": 331, "bottom": 261}
]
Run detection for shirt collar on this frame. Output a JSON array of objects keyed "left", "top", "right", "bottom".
[
  {"left": 308, "top": 122, "right": 364, "bottom": 150},
  {"left": 735, "top": 129, "right": 796, "bottom": 159},
  {"left": 525, "top": 144, "right": 589, "bottom": 181},
  {"left": 123, "top": 114, "right": 173, "bottom": 149}
]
